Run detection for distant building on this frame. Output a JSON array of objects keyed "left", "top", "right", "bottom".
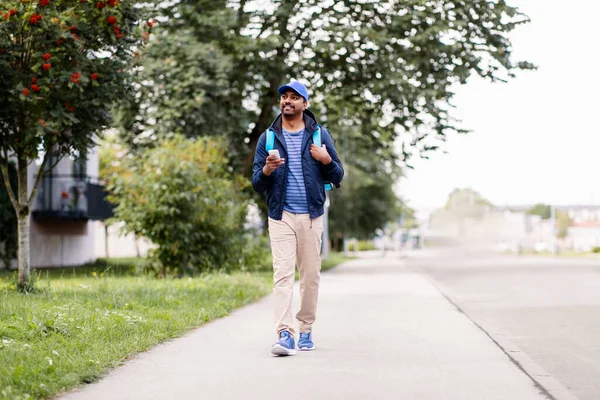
[
  {"left": 426, "top": 204, "right": 600, "bottom": 253},
  {"left": 28, "top": 147, "right": 113, "bottom": 267}
]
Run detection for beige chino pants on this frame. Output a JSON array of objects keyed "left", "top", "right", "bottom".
[{"left": 268, "top": 211, "right": 324, "bottom": 338}]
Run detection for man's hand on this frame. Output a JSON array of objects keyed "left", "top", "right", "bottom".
[
  {"left": 310, "top": 144, "right": 332, "bottom": 165},
  {"left": 263, "top": 155, "right": 285, "bottom": 176}
]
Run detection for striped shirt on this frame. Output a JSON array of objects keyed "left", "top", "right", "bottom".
[{"left": 283, "top": 128, "right": 309, "bottom": 214}]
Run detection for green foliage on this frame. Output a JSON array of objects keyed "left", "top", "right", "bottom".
[
  {"left": 0, "top": 161, "right": 17, "bottom": 269},
  {"left": 115, "top": 26, "right": 241, "bottom": 149},
  {"left": 108, "top": 136, "right": 253, "bottom": 275},
  {"left": 321, "top": 252, "right": 352, "bottom": 271},
  {"left": 98, "top": 134, "right": 124, "bottom": 181},
  {"left": 443, "top": 187, "right": 494, "bottom": 220},
  {"left": 348, "top": 241, "right": 376, "bottom": 252},
  {"left": 325, "top": 97, "right": 409, "bottom": 239},
  {"left": 402, "top": 217, "right": 420, "bottom": 231},
  {"left": 114, "top": 1, "right": 249, "bottom": 164},
  {"left": 121, "top": 0, "right": 533, "bottom": 168},
  {"left": 591, "top": 246, "right": 600, "bottom": 254},
  {"left": 527, "top": 203, "right": 552, "bottom": 220},
  {"left": 0, "top": 0, "right": 149, "bottom": 288},
  {"left": 117, "top": 0, "right": 533, "bottom": 236},
  {"left": 329, "top": 165, "right": 403, "bottom": 240},
  {"left": 556, "top": 211, "right": 571, "bottom": 240},
  {"left": 238, "top": 233, "right": 271, "bottom": 272},
  {"left": 0, "top": 0, "right": 149, "bottom": 163}
]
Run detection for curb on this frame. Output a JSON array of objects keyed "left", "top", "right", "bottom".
[{"left": 408, "top": 262, "right": 580, "bottom": 400}]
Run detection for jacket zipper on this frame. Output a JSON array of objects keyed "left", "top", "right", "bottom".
[
  {"left": 303, "top": 134, "right": 314, "bottom": 226},
  {"left": 281, "top": 151, "right": 288, "bottom": 219},
  {"left": 278, "top": 135, "right": 288, "bottom": 219}
]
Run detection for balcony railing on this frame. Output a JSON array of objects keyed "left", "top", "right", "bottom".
[{"left": 32, "top": 174, "right": 114, "bottom": 221}]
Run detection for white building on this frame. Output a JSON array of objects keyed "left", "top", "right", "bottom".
[
  {"left": 426, "top": 204, "right": 600, "bottom": 254},
  {"left": 25, "top": 148, "right": 112, "bottom": 267}
]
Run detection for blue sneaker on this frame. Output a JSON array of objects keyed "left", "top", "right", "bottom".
[
  {"left": 298, "top": 332, "right": 315, "bottom": 351},
  {"left": 271, "top": 331, "right": 296, "bottom": 356}
]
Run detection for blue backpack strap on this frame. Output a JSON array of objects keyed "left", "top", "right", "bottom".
[
  {"left": 313, "top": 126, "right": 334, "bottom": 191},
  {"left": 312, "top": 127, "right": 322, "bottom": 147},
  {"left": 265, "top": 129, "right": 275, "bottom": 151}
]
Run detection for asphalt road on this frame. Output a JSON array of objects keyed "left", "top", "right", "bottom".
[{"left": 407, "top": 247, "right": 600, "bottom": 400}]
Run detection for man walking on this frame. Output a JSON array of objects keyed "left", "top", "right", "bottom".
[{"left": 252, "top": 81, "right": 344, "bottom": 356}]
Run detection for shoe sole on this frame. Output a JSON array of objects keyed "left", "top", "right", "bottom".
[
  {"left": 298, "top": 345, "right": 315, "bottom": 351},
  {"left": 271, "top": 344, "right": 296, "bottom": 356}
]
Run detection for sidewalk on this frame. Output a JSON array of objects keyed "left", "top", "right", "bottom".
[{"left": 61, "top": 255, "right": 549, "bottom": 400}]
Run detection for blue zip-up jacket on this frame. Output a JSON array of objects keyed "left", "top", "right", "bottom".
[{"left": 252, "top": 110, "right": 344, "bottom": 220}]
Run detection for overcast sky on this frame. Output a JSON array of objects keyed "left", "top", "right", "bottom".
[{"left": 399, "top": 0, "right": 600, "bottom": 210}]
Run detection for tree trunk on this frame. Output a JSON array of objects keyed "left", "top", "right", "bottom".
[
  {"left": 134, "top": 234, "right": 141, "bottom": 258},
  {"left": 2, "top": 146, "right": 50, "bottom": 291},
  {"left": 16, "top": 157, "right": 31, "bottom": 290},
  {"left": 17, "top": 214, "right": 30, "bottom": 289},
  {"left": 104, "top": 223, "right": 109, "bottom": 258}
]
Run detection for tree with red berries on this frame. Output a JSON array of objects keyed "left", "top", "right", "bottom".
[{"left": 0, "top": 0, "right": 151, "bottom": 290}]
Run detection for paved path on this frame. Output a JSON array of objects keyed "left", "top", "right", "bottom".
[{"left": 62, "top": 255, "right": 549, "bottom": 400}]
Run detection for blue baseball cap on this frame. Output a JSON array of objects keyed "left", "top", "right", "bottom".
[{"left": 278, "top": 81, "right": 309, "bottom": 101}]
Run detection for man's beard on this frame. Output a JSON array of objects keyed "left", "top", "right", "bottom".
[{"left": 282, "top": 104, "right": 300, "bottom": 117}]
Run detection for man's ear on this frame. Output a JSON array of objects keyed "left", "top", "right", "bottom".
[{"left": 304, "top": 101, "right": 309, "bottom": 110}]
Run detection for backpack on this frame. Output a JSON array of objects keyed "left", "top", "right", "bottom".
[{"left": 265, "top": 127, "right": 333, "bottom": 191}]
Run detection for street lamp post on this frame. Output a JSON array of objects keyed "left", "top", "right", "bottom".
[{"left": 551, "top": 205, "right": 558, "bottom": 255}]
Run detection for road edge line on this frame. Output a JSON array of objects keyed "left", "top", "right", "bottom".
[{"left": 407, "top": 262, "right": 580, "bottom": 400}]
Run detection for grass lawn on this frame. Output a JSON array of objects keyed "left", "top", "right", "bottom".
[
  {"left": 322, "top": 252, "right": 350, "bottom": 272},
  {"left": 0, "top": 253, "right": 350, "bottom": 400},
  {"left": 251, "top": 250, "right": 350, "bottom": 280}
]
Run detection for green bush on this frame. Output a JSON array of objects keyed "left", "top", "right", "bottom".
[
  {"left": 348, "top": 240, "right": 375, "bottom": 251},
  {"left": 358, "top": 240, "right": 376, "bottom": 251},
  {"left": 108, "top": 136, "right": 254, "bottom": 276},
  {"left": 591, "top": 246, "right": 600, "bottom": 254},
  {"left": 239, "top": 233, "right": 271, "bottom": 272}
]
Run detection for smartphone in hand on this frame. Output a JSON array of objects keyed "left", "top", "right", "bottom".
[{"left": 268, "top": 149, "right": 281, "bottom": 159}]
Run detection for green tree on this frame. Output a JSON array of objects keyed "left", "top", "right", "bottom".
[
  {"left": 527, "top": 203, "right": 551, "bottom": 220},
  {"left": 116, "top": 0, "right": 533, "bottom": 241},
  {"left": 121, "top": 0, "right": 533, "bottom": 171},
  {"left": 443, "top": 188, "right": 493, "bottom": 220},
  {"left": 329, "top": 165, "right": 403, "bottom": 243},
  {"left": 556, "top": 211, "right": 571, "bottom": 240},
  {"left": 114, "top": 15, "right": 239, "bottom": 151},
  {"left": 429, "top": 188, "right": 493, "bottom": 237},
  {"left": 0, "top": 0, "right": 148, "bottom": 289},
  {"left": 400, "top": 206, "right": 419, "bottom": 230},
  {"left": 108, "top": 136, "right": 253, "bottom": 276},
  {"left": 319, "top": 91, "right": 406, "bottom": 243}
]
